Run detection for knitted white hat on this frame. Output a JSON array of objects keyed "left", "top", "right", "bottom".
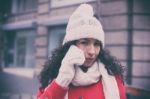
[{"left": 63, "top": 4, "right": 105, "bottom": 47}]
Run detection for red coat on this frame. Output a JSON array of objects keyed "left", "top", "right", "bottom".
[{"left": 37, "top": 76, "right": 126, "bottom": 99}]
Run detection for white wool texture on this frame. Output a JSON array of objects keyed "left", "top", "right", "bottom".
[{"left": 63, "top": 4, "right": 105, "bottom": 47}]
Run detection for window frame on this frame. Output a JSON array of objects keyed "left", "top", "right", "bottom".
[{"left": 51, "top": 0, "right": 95, "bottom": 8}]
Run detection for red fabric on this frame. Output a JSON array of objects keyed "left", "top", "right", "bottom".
[
  {"left": 115, "top": 76, "right": 127, "bottom": 99},
  {"left": 68, "top": 80, "right": 105, "bottom": 99},
  {"left": 37, "top": 80, "right": 68, "bottom": 99},
  {"left": 37, "top": 76, "right": 126, "bottom": 99}
]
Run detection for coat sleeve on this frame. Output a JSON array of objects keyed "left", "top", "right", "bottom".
[{"left": 37, "top": 80, "right": 68, "bottom": 99}]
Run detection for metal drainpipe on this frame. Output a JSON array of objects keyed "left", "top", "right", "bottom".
[
  {"left": 127, "top": 0, "right": 134, "bottom": 85},
  {"left": 96, "top": 0, "right": 134, "bottom": 85}
]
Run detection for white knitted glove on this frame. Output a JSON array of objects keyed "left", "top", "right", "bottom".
[{"left": 55, "top": 45, "right": 85, "bottom": 88}]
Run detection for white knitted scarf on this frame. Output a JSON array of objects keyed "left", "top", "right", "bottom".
[{"left": 65, "top": 61, "right": 120, "bottom": 99}]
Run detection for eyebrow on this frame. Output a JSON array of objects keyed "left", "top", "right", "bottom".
[
  {"left": 79, "top": 38, "right": 88, "bottom": 41},
  {"left": 79, "top": 38, "right": 100, "bottom": 43}
]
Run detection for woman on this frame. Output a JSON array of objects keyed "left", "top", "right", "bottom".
[{"left": 37, "top": 4, "right": 126, "bottom": 99}]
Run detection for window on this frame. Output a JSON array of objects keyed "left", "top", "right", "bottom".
[
  {"left": 51, "top": 0, "right": 95, "bottom": 8},
  {"left": 4, "top": 32, "right": 16, "bottom": 67},
  {"left": 48, "top": 26, "right": 65, "bottom": 57},
  {"left": 15, "top": 29, "right": 36, "bottom": 68},
  {"left": 12, "top": 0, "right": 37, "bottom": 14},
  {"left": 16, "top": 37, "right": 26, "bottom": 66}
]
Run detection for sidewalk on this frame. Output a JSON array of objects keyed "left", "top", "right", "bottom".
[
  {"left": 0, "top": 93, "right": 36, "bottom": 99},
  {"left": 0, "top": 68, "right": 39, "bottom": 99}
]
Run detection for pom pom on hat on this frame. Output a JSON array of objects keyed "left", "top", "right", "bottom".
[
  {"left": 63, "top": 4, "right": 105, "bottom": 47},
  {"left": 69, "top": 3, "right": 94, "bottom": 21}
]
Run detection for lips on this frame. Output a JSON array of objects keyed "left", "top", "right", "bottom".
[
  {"left": 84, "top": 58, "right": 95, "bottom": 67},
  {"left": 85, "top": 58, "right": 94, "bottom": 62}
]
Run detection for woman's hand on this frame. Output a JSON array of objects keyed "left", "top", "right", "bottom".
[
  {"left": 55, "top": 45, "right": 85, "bottom": 88},
  {"left": 62, "top": 45, "right": 85, "bottom": 66}
]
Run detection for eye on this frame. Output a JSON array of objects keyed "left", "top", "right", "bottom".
[
  {"left": 77, "top": 39, "right": 89, "bottom": 46},
  {"left": 80, "top": 41, "right": 88, "bottom": 45},
  {"left": 94, "top": 42, "right": 101, "bottom": 47}
]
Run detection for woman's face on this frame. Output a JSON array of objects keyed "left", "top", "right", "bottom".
[{"left": 76, "top": 38, "right": 101, "bottom": 67}]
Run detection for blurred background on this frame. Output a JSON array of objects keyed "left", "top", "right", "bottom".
[{"left": 0, "top": 0, "right": 150, "bottom": 99}]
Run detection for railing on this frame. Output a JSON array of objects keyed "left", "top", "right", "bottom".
[{"left": 125, "top": 85, "right": 150, "bottom": 99}]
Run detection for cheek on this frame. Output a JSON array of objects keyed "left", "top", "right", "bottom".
[
  {"left": 76, "top": 45, "right": 86, "bottom": 51},
  {"left": 76, "top": 45, "right": 86, "bottom": 54},
  {"left": 96, "top": 48, "right": 100, "bottom": 56}
]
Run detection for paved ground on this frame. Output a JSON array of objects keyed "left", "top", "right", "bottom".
[{"left": 0, "top": 71, "right": 39, "bottom": 99}]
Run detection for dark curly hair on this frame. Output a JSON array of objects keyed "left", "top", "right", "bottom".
[{"left": 39, "top": 40, "right": 125, "bottom": 88}]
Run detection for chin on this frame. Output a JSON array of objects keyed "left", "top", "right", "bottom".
[{"left": 83, "top": 63, "right": 93, "bottom": 67}]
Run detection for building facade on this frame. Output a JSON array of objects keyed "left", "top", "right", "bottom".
[{"left": 0, "top": 0, "right": 150, "bottom": 98}]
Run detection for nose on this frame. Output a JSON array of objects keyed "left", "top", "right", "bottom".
[{"left": 87, "top": 44, "right": 95, "bottom": 57}]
